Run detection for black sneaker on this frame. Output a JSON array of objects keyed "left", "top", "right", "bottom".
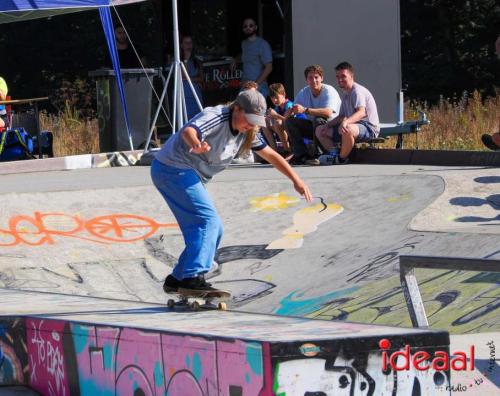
[
  {"left": 482, "top": 134, "right": 500, "bottom": 151},
  {"left": 179, "top": 275, "right": 216, "bottom": 291},
  {"left": 163, "top": 274, "right": 181, "bottom": 293}
]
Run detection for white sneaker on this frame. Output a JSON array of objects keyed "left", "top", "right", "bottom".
[{"left": 231, "top": 151, "right": 255, "bottom": 164}]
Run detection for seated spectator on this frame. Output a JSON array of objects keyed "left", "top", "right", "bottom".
[
  {"left": 482, "top": 36, "right": 500, "bottom": 151},
  {"left": 284, "top": 64, "right": 341, "bottom": 165},
  {"left": 481, "top": 129, "right": 500, "bottom": 151},
  {"left": 231, "top": 81, "right": 259, "bottom": 164},
  {"left": 315, "top": 62, "right": 380, "bottom": 164},
  {"left": 263, "top": 83, "right": 305, "bottom": 156},
  {"left": 0, "top": 76, "right": 8, "bottom": 129},
  {"left": 241, "top": 80, "right": 259, "bottom": 91}
]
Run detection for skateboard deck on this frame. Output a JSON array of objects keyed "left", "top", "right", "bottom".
[{"left": 167, "top": 288, "right": 231, "bottom": 311}]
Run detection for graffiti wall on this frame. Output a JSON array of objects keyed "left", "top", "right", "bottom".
[{"left": 0, "top": 317, "right": 451, "bottom": 395}]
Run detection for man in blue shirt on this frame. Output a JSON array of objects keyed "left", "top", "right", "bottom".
[{"left": 232, "top": 18, "right": 273, "bottom": 98}]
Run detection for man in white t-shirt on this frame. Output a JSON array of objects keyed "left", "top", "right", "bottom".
[
  {"left": 284, "top": 64, "right": 341, "bottom": 165},
  {"left": 316, "top": 62, "right": 380, "bottom": 164}
]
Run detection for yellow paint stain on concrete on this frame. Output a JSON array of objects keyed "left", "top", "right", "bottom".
[
  {"left": 387, "top": 194, "right": 412, "bottom": 203},
  {"left": 267, "top": 203, "right": 344, "bottom": 249},
  {"left": 264, "top": 275, "right": 273, "bottom": 282},
  {"left": 250, "top": 192, "right": 300, "bottom": 212},
  {"left": 448, "top": 215, "right": 457, "bottom": 221}
]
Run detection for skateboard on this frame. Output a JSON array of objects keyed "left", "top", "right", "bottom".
[{"left": 167, "top": 288, "right": 231, "bottom": 311}]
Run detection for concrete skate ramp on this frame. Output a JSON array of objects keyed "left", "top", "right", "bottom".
[{"left": 0, "top": 165, "right": 498, "bottom": 334}]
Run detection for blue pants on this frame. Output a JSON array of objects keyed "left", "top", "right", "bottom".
[{"left": 150, "top": 159, "right": 223, "bottom": 280}]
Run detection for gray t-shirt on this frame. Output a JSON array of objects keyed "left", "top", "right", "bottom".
[
  {"left": 294, "top": 84, "right": 341, "bottom": 121},
  {"left": 339, "top": 82, "right": 380, "bottom": 133},
  {"left": 155, "top": 105, "right": 267, "bottom": 183},
  {"left": 241, "top": 37, "right": 273, "bottom": 96}
]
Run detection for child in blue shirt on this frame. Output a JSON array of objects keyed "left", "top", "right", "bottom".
[{"left": 264, "top": 83, "right": 306, "bottom": 156}]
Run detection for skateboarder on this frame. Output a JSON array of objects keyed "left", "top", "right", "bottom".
[{"left": 151, "top": 89, "right": 312, "bottom": 293}]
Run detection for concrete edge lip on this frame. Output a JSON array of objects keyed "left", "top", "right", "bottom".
[
  {"left": 0, "top": 149, "right": 144, "bottom": 175},
  {"left": 0, "top": 148, "right": 498, "bottom": 176}
]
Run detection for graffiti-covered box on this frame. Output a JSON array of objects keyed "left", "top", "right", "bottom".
[{"left": 0, "top": 312, "right": 454, "bottom": 396}]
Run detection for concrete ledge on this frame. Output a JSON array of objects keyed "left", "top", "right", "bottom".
[
  {"left": 1, "top": 148, "right": 498, "bottom": 176},
  {"left": 0, "top": 150, "right": 143, "bottom": 175},
  {"left": 352, "top": 148, "right": 500, "bottom": 166},
  {"left": 0, "top": 288, "right": 451, "bottom": 395}
]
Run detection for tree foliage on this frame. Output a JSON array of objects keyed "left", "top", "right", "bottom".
[
  {"left": 401, "top": 0, "right": 500, "bottom": 101},
  {"left": 0, "top": 0, "right": 498, "bottom": 111}
]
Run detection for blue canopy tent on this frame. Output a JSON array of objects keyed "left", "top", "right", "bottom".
[{"left": 0, "top": 0, "right": 147, "bottom": 151}]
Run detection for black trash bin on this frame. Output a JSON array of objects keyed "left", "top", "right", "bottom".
[{"left": 90, "top": 68, "right": 160, "bottom": 152}]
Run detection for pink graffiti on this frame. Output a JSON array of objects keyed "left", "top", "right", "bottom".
[
  {"left": 69, "top": 323, "right": 270, "bottom": 395},
  {"left": 27, "top": 319, "right": 69, "bottom": 396}
]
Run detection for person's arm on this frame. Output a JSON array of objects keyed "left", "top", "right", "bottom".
[
  {"left": 343, "top": 107, "right": 366, "bottom": 125},
  {"left": 267, "top": 108, "right": 285, "bottom": 121},
  {"left": 0, "top": 78, "right": 8, "bottom": 101},
  {"left": 256, "top": 63, "right": 272, "bottom": 86},
  {"left": 339, "top": 107, "right": 366, "bottom": 134},
  {"left": 291, "top": 103, "right": 332, "bottom": 119},
  {"left": 256, "top": 40, "right": 273, "bottom": 86},
  {"left": 256, "top": 146, "right": 312, "bottom": 201},
  {"left": 182, "top": 126, "right": 211, "bottom": 154}
]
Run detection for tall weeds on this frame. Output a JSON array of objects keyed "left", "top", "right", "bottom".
[
  {"left": 40, "top": 101, "right": 99, "bottom": 157},
  {"left": 384, "top": 90, "right": 500, "bottom": 150},
  {"left": 40, "top": 91, "right": 499, "bottom": 157}
]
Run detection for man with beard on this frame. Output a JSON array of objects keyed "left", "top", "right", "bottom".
[
  {"left": 315, "top": 62, "right": 380, "bottom": 164},
  {"left": 232, "top": 17, "right": 273, "bottom": 98},
  {"left": 110, "top": 26, "right": 147, "bottom": 68}
]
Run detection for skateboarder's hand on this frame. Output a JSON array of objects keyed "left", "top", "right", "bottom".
[
  {"left": 189, "top": 141, "right": 211, "bottom": 154},
  {"left": 294, "top": 180, "right": 313, "bottom": 202}
]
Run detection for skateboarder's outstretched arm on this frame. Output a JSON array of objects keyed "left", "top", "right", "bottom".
[{"left": 256, "top": 146, "right": 313, "bottom": 202}]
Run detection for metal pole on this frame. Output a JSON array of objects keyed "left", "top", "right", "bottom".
[
  {"left": 142, "top": 65, "right": 174, "bottom": 154},
  {"left": 172, "top": 0, "right": 184, "bottom": 131}
]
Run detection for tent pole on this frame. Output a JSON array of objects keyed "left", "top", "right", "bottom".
[
  {"left": 142, "top": 0, "right": 203, "bottom": 154},
  {"left": 172, "top": 0, "right": 184, "bottom": 130}
]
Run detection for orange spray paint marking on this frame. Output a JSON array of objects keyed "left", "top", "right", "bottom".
[{"left": 0, "top": 212, "right": 177, "bottom": 246}]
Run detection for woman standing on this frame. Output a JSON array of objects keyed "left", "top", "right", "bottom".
[
  {"left": 151, "top": 90, "right": 312, "bottom": 292},
  {"left": 180, "top": 35, "right": 204, "bottom": 120}
]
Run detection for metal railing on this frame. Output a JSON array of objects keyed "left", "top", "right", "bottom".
[{"left": 399, "top": 255, "right": 500, "bottom": 328}]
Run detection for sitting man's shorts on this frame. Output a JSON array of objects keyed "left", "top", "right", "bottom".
[{"left": 331, "top": 120, "right": 378, "bottom": 143}]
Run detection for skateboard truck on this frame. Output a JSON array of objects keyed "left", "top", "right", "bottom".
[{"left": 167, "top": 288, "right": 230, "bottom": 311}]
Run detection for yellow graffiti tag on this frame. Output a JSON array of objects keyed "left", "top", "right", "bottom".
[
  {"left": 387, "top": 194, "right": 412, "bottom": 203},
  {"left": 250, "top": 192, "right": 300, "bottom": 212},
  {"left": 267, "top": 203, "right": 344, "bottom": 249}
]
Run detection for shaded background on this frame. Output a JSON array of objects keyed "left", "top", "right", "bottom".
[{"left": 0, "top": 0, "right": 498, "bottom": 115}]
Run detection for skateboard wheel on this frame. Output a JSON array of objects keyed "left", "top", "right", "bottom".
[
  {"left": 167, "top": 299, "right": 175, "bottom": 308},
  {"left": 191, "top": 301, "right": 201, "bottom": 311},
  {"left": 218, "top": 302, "right": 227, "bottom": 311}
]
